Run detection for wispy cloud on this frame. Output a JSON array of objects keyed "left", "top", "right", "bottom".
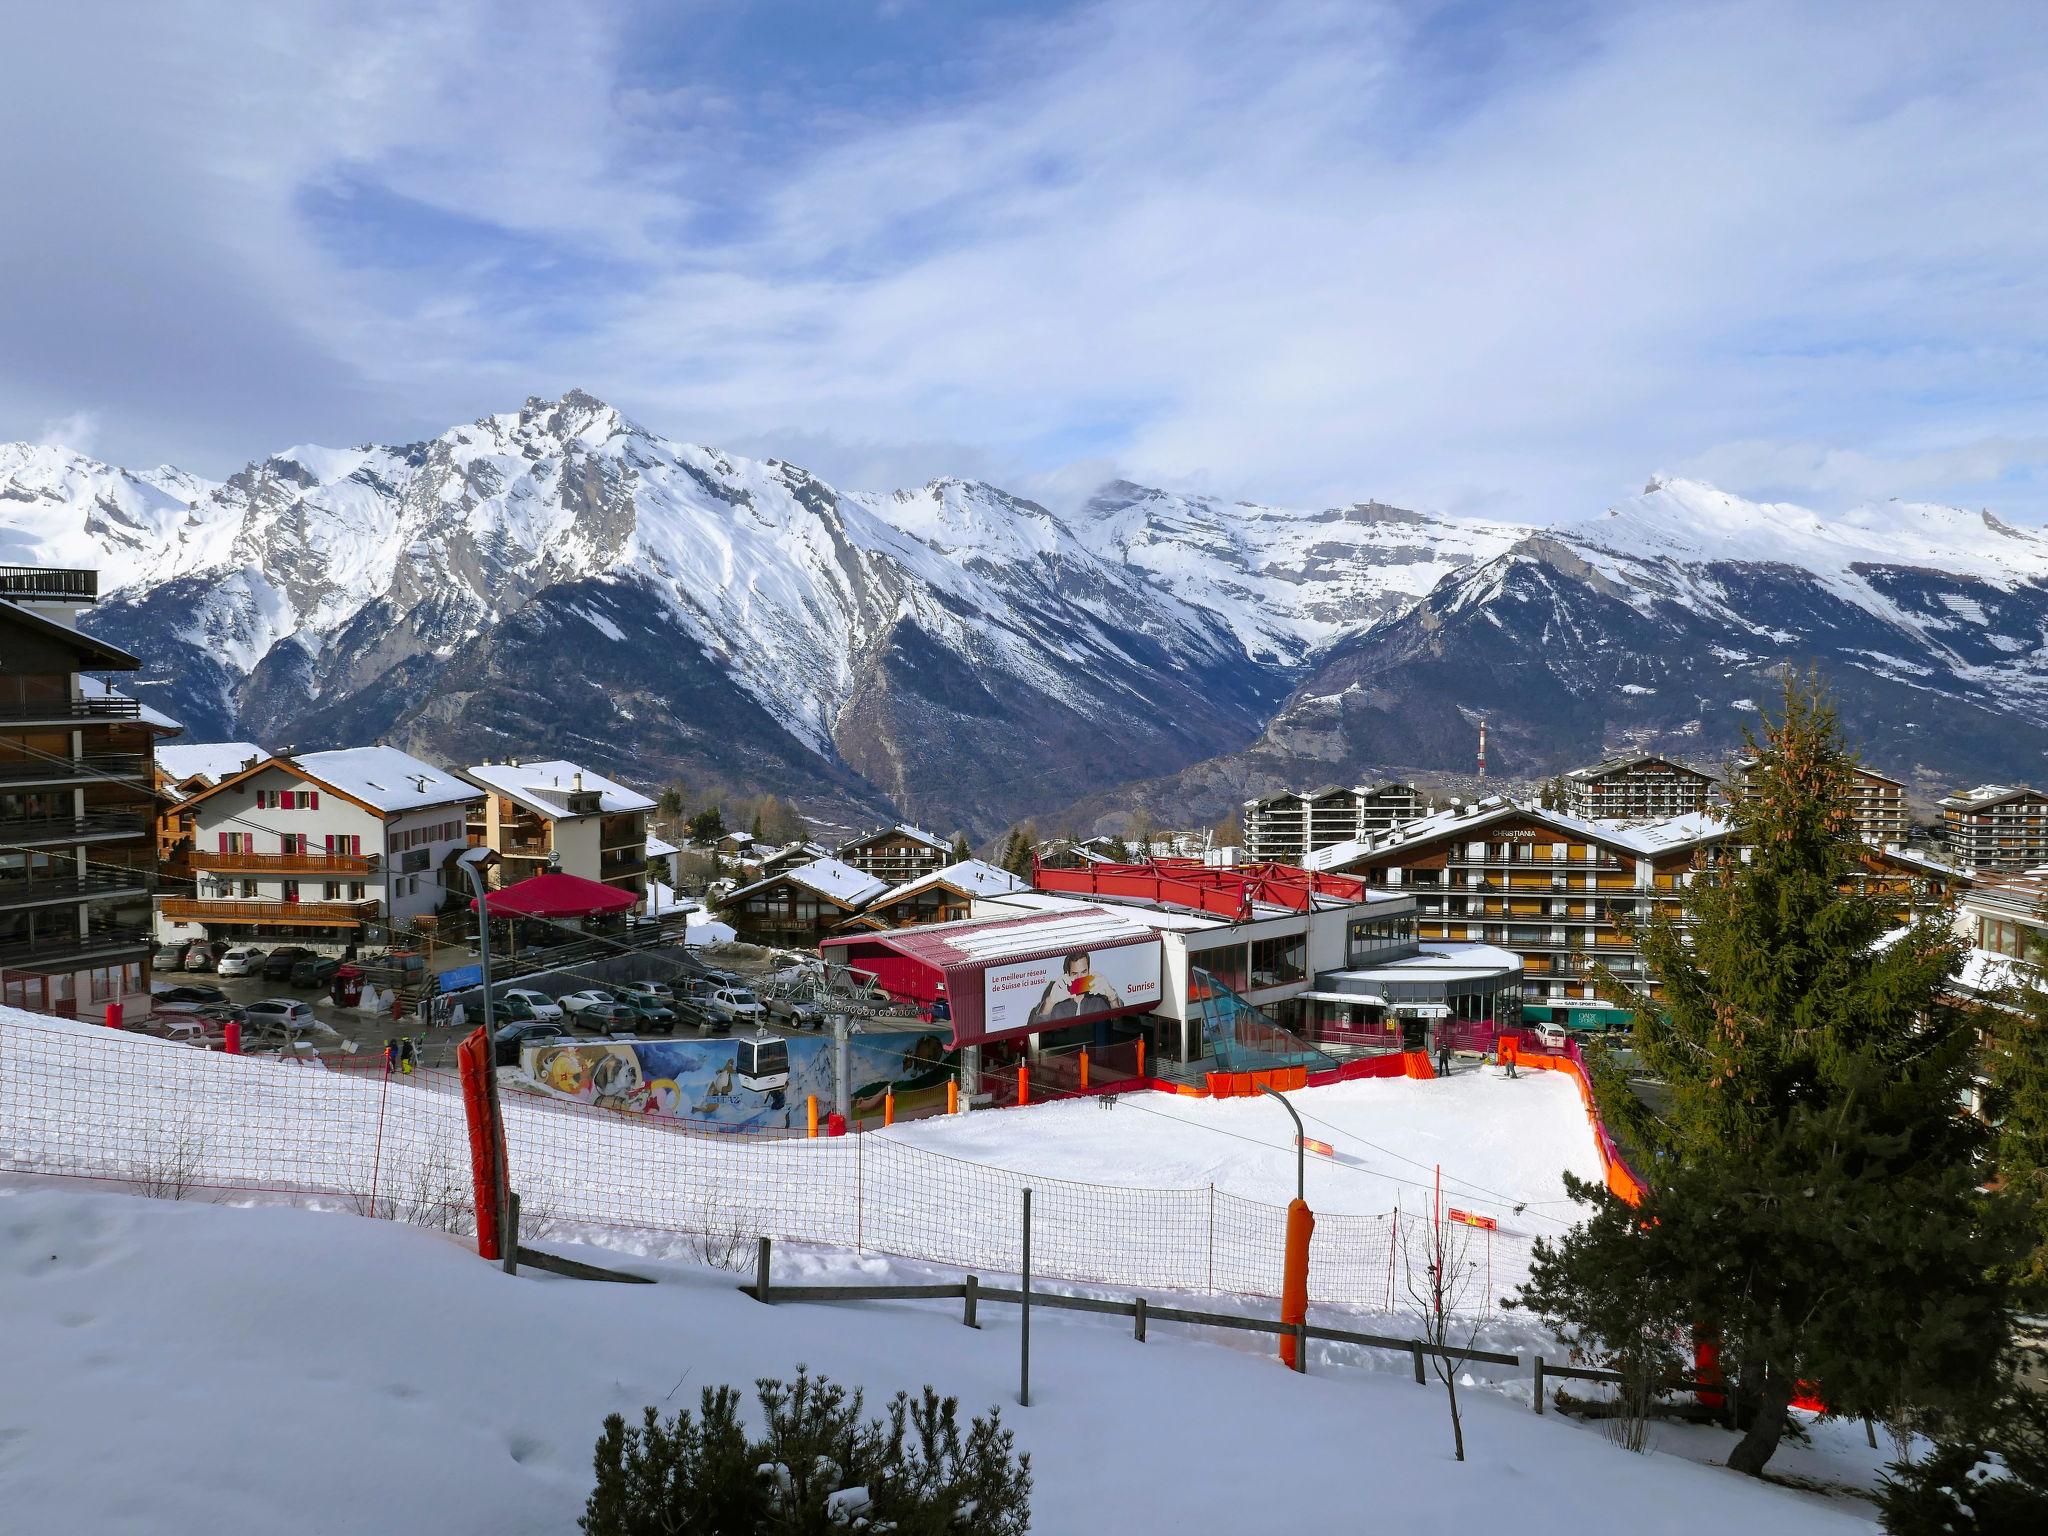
[{"left": 3, "top": 0, "right": 2046, "bottom": 522}]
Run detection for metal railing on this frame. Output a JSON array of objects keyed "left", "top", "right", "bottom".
[
  {"left": 0, "top": 811, "right": 153, "bottom": 846},
  {"left": 0, "top": 753, "right": 148, "bottom": 786},
  {"left": 0, "top": 566, "right": 98, "bottom": 602},
  {"left": 0, "top": 695, "right": 140, "bottom": 722},
  {"left": 0, "top": 869, "right": 155, "bottom": 910},
  {"left": 0, "top": 924, "right": 150, "bottom": 968}
]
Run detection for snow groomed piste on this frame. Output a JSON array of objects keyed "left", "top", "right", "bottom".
[{"left": 0, "top": 1004, "right": 1614, "bottom": 1313}]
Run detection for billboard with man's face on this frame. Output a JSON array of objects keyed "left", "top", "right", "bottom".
[{"left": 982, "top": 941, "right": 1163, "bottom": 1037}]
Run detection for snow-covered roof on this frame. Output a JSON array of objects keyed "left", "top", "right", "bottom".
[
  {"left": 839, "top": 822, "right": 950, "bottom": 854},
  {"left": 645, "top": 832, "right": 679, "bottom": 858},
  {"left": 75, "top": 674, "right": 182, "bottom": 732},
  {"left": 1305, "top": 796, "right": 1730, "bottom": 870},
  {"left": 1939, "top": 783, "right": 2045, "bottom": 811},
  {"left": 156, "top": 740, "right": 266, "bottom": 787},
  {"left": 464, "top": 759, "right": 656, "bottom": 818},
  {"left": 872, "top": 859, "right": 1028, "bottom": 907},
  {"left": 1565, "top": 753, "right": 1711, "bottom": 782},
  {"left": 725, "top": 857, "right": 887, "bottom": 910},
  {"left": 971, "top": 889, "right": 1231, "bottom": 932},
  {"left": 290, "top": 747, "right": 480, "bottom": 814},
  {"left": 1318, "top": 943, "right": 1525, "bottom": 988}
]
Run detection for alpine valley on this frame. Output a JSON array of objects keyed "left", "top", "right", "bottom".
[{"left": 5, "top": 392, "right": 2048, "bottom": 836}]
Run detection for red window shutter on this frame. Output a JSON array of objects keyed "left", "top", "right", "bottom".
[
  {"left": 308, "top": 791, "right": 319, "bottom": 810},
  {"left": 217, "top": 832, "right": 228, "bottom": 852}
]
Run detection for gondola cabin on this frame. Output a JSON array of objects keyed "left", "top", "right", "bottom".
[{"left": 735, "top": 1033, "right": 790, "bottom": 1094}]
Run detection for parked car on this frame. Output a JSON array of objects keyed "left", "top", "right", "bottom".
[
  {"left": 558, "top": 988, "right": 622, "bottom": 1018},
  {"left": 704, "top": 985, "right": 766, "bottom": 1027},
  {"left": 493, "top": 1021, "right": 568, "bottom": 1067},
  {"left": 152, "top": 942, "right": 189, "bottom": 969},
  {"left": 568, "top": 999, "right": 638, "bottom": 1034},
  {"left": 290, "top": 955, "right": 341, "bottom": 988},
  {"left": 616, "top": 994, "right": 678, "bottom": 1035},
  {"left": 1530, "top": 1022, "right": 1571, "bottom": 1051},
  {"left": 215, "top": 944, "right": 267, "bottom": 977},
  {"left": 241, "top": 998, "right": 316, "bottom": 1035},
  {"left": 673, "top": 998, "right": 725, "bottom": 1035},
  {"left": 151, "top": 983, "right": 229, "bottom": 1015},
  {"left": 181, "top": 942, "right": 217, "bottom": 972},
  {"left": 767, "top": 996, "right": 826, "bottom": 1029},
  {"left": 496, "top": 988, "right": 564, "bottom": 1023},
  {"left": 617, "top": 980, "right": 677, "bottom": 1003},
  {"left": 150, "top": 1015, "right": 214, "bottom": 1044},
  {"left": 261, "top": 946, "right": 318, "bottom": 981}
]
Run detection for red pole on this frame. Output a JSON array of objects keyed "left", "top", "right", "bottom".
[
  {"left": 104, "top": 1001, "right": 123, "bottom": 1029},
  {"left": 826, "top": 1111, "right": 846, "bottom": 1137},
  {"left": 223, "top": 1020, "right": 242, "bottom": 1055},
  {"left": 1017, "top": 1063, "right": 1029, "bottom": 1107}
]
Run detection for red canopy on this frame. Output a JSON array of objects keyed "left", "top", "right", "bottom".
[{"left": 471, "top": 871, "right": 639, "bottom": 919}]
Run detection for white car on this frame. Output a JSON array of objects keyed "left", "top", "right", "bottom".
[
  {"left": 215, "top": 945, "right": 267, "bottom": 977},
  {"left": 706, "top": 986, "right": 766, "bottom": 1025},
  {"left": 1530, "top": 1022, "right": 1571, "bottom": 1051},
  {"left": 497, "top": 989, "right": 564, "bottom": 1022},
  {"left": 557, "top": 989, "right": 620, "bottom": 1017},
  {"left": 242, "top": 998, "right": 316, "bottom": 1034}
]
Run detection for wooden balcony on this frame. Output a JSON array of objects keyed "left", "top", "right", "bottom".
[
  {"left": 159, "top": 897, "right": 380, "bottom": 927},
  {"left": 190, "top": 850, "right": 373, "bottom": 876}
]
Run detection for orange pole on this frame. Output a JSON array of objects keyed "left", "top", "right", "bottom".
[
  {"left": 884, "top": 1089, "right": 895, "bottom": 1127},
  {"left": 1018, "top": 1064, "right": 1030, "bottom": 1106},
  {"left": 1079, "top": 1049, "right": 1090, "bottom": 1090},
  {"left": 947, "top": 1079, "right": 959, "bottom": 1114},
  {"left": 1136, "top": 1038, "right": 1146, "bottom": 1079},
  {"left": 1279, "top": 1197, "right": 1314, "bottom": 1369},
  {"left": 806, "top": 1094, "right": 818, "bottom": 1139}
]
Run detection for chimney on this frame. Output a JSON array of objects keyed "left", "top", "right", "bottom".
[{"left": 573, "top": 771, "right": 584, "bottom": 791}]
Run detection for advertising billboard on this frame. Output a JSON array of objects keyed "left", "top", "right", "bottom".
[{"left": 982, "top": 941, "right": 1163, "bottom": 1037}]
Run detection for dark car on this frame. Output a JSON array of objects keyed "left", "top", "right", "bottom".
[
  {"left": 569, "top": 999, "right": 638, "bottom": 1034},
  {"left": 151, "top": 983, "right": 230, "bottom": 1015},
  {"left": 617, "top": 995, "right": 678, "bottom": 1035},
  {"left": 262, "top": 946, "right": 318, "bottom": 981},
  {"left": 290, "top": 955, "right": 341, "bottom": 988},
  {"left": 493, "top": 1021, "right": 568, "bottom": 1067}
]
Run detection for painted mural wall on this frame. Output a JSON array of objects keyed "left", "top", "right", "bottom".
[{"left": 517, "top": 1030, "right": 953, "bottom": 1131}]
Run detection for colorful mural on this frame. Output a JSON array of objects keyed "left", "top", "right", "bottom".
[{"left": 518, "top": 1030, "right": 953, "bottom": 1131}]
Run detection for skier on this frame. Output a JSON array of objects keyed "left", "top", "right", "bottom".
[
  {"left": 1434, "top": 1033, "right": 1451, "bottom": 1078},
  {"left": 1501, "top": 1032, "right": 1519, "bottom": 1079}
]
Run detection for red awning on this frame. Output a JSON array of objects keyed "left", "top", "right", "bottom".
[{"left": 470, "top": 871, "right": 639, "bottom": 919}]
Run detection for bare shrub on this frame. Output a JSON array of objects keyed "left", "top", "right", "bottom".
[
  {"left": 1399, "top": 1201, "right": 1486, "bottom": 1462},
  {"left": 687, "top": 1201, "right": 755, "bottom": 1272},
  {"left": 132, "top": 1118, "right": 208, "bottom": 1201}
]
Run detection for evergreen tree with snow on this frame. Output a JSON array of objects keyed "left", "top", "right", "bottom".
[{"left": 1518, "top": 673, "right": 2020, "bottom": 1475}]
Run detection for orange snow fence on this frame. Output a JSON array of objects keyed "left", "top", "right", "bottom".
[{"left": 1279, "top": 1197, "right": 1314, "bottom": 1369}]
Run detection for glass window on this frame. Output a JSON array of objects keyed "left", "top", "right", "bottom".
[
  {"left": 1249, "top": 933, "right": 1305, "bottom": 988},
  {"left": 1187, "top": 942, "right": 1247, "bottom": 997}
]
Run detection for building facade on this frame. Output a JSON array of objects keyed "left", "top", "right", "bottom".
[
  {"left": 1736, "top": 758, "right": 1912, "bottom": 848},
  {"left": 1563, "top": 754, "right": 1718, "bottom": 821},
  {"left": 1241, "top": 782, "right": 1431, "bottom": 863},
  {"left": 163, "top": 747, "right": 479, "bottom": 947},
  {"left": 836, "top": 859, "right": 1029, "bottom": 933},
  {"left": 835, "top": 824, "right": 951, "bottom": 886},
  {"left": 1306, "top": 798, "right": 1730, "bottom": 1004},
  {"left": 717, "top": 858, "right": 887, "bottom": 947},
  {"left": 0, "top": 565, "right": 173, "bottom": 1021},
  {"left": 1938, "top": 785, "right": 2048, "bottom": 873},
  {"left": 464, "top": 760, "right": 653, "bottom": 895}
]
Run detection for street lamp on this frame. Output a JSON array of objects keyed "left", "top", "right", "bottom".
[
  {"left": 1258, "top": 1084, "right": 1306, "bottom": 1204},
  {"left": 458, "top": 846, "right": 502, "bottom": 1039}
]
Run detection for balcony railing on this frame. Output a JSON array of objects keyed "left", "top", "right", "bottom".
[
  {"left": 0, "top": 695, "right": 140, "bottom": 723},
  {"left": 0, "top": 753, "right": 149, "bottom": 787},
  {"left": 0, "top": 924, "right": 150, "bottom": 970},
  {"left": 0, "top": 869, "right": 155, "bottom": 911},
  {"left": 0, "top": 566, "right": 98, "bottom": 602},
  {"left": 0, "top": 811, "right": 153, "bottom": 847},
  {"left": 190, "top": 850, "right": 374, "bottom": 876},
  {"left": 160, "top": 897, "right": 380, "bottom": 926}
]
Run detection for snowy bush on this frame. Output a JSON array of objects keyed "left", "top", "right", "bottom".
[{"left": 581, "top": 1368, "right": 1030, "bottom": 1535}]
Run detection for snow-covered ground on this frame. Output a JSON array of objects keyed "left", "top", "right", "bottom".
[{"left": 0, "top": 1183, "right": 1890, "bottom": 1535}]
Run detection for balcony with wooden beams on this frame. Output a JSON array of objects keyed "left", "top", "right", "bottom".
[
  {"left": 189, "top": 849, "right": 374, "bottom": 877},
  {"left": 160, "top": 897, "right": 380, "bottom": 927}
]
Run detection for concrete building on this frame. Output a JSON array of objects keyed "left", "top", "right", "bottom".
[
  {"left": 1563, "top": 754, "right": 1717, "bottom": 821},
  {"left": 1939, "top": 785, "right": 2048, "bottom": 873},
  {"left": 464, "top": 759, "right": 654, "bottom": 896},
  {"left": 1241, "top": 783, "right": 1430, "bottom": 863},
  {"left": 835, "top": 824, "right": 952, "bottom": 886},
  {"left": 0, "top": 564, "right": 176, "bottom": 1021},
  {"left": 1306, "top": 797, "right": 1731, "bottom": 1008},
  {"left": 1956, "top": 868, "right": 2048, "bottom": 961},
  {"left": 164, "top": 747, "right": 480, "bottom": 947}
]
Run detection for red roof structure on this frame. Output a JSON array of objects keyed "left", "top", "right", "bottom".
[
  {"left": 471, "top": 871, "right": 639, "bottom": 919},
  {"left": 822, "top": 905, "right": 1164, "bottom": 1048},
  {"left": 1031, "top": 859, "right": 1371, "bottom": 918}
]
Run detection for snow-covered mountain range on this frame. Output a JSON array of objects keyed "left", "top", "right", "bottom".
[{"left": 6, "top": 398, "right": 2047, "bottom": 835}]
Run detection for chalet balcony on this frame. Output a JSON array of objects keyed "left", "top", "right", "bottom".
[
  {"left": 190, "top": 849, "right": 374, "bottom": 876},
  {"left": 159, "top": 897, "right": 380, "bottom": 927},
  {"left": 0, "top": 810, "right": 153, "bottom": 847},
  {"left": 0, "top": 753, "right": 150, "bottom": 788},
  {"left": 0, "top": 868, "right": 155, "bottom": 912},
  {"left": 0, "top": 924, "right": 150, "bottom": 971},
  {"left": 0, "top": 695, "right": 141, "bottom": 725}
]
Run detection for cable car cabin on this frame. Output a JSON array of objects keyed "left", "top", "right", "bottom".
[{"left": 735, "top": 1033, "right": 790, "bottom": 1094}]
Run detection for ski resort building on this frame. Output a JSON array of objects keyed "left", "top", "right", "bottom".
[
  {"left": 1241, "top": 783, "right": 1431, "bottom": 863},
  {"left": 162, "top": 747, "right": 480, "bottom": 947},
  {"left": 717, "top": 857, "right": 887, "bottom": 946},
  {"left": 1735, "top": 758, "right": 1912, "bottom": 848},
  {"left": 1562, "top": 754, "right": 1718, "bottom": 821},
  {"left": 834, "top": 859, "right": 1028, "bottom": 933},
  {"left": 834, "top": 824, "right": 952, "bottom": 885},
  {"left": 463, "top": 759, "right": 655, "bottom": 897},
  {"left": 0, "top": 564, "right": 176, "bottom": 1022},
  {"left": 1305, "top": 797, "right": 1731, "bottom": 1006},
  {"left": 1938, "top": 784, "right": 2048, "bottom": 873}
]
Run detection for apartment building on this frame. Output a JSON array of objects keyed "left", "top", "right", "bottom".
[
  {"left": 835, "top": 824, "right": 951, "bottom": 886},
  {"left": 1305, "top": 797, "right": 1730, "bottom": 1003},
  {"left": 1563, "top": 754, "right": 1718, "bottom": 821},
  {"left": 154, "top": 740, "right": 266, "bottom": 879},
  {"left": 1241, "top": 782, "right": 1431, "bottom": 863},
  {"left": 163, "top": 747, "right": 480, "bottom": 947},
  {"left": 1734, "top": 758, "right": 1911, "bottom": 848},
  {"left": 1938, "top": 785, "right": 2048, "bottom": 873},
  {"left": 463, "top": 759, "right": 654, "bottom": 895},
  {"left": 0, "top": 564, "right": 176, "bottom": 1021},
  {"left": 1956, "top": 869, "right": 2048, "bottom": 961}
]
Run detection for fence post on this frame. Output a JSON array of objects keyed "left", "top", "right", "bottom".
[
  {"left": 947, "top": 1078, "right": 959, "bottom": 1115},
  {"left": 502, "top": 1192, "right": 520, "bottom": 1276},
  {"left": 1293, "top": 1320, "right": 1308, "bottom": 1374},
  {"left": 1532, "top": 1355, "right": 1546, "bottom": 1414},
  {"left": 367, "top": 1066, "right": 390, "bottom": 1221},
  {"left": 807, "top": 1094, "right": 818, "bottom": 1138},
  {"left": 1136, "top": 1038, "right": 1145, "bottom": 1080},
  {"left": 755, "top": 1236, "right": 772, "bottom": 1302},
  {"left": 1134, "top": 1295, "right": 1147, "bottom": 1343},
  {"left": 884, "top": 1089, "right": 895, "bottom": 1127},
  {"left": 1079, "top": 1049, "right": 1089, "bottom": 1090},
  {"left": 1019, "top": 1188, "right": 1033, "bottom": 1408},
  {"left": 1018, "top": 1064, "right": 1029, "bottom": 1107},
  {"left": 1411, "top": 1342, "right": 1426, "bottom": 1386},
  {"left": 224, "top": 1019, "right": 241, "bottom": 1055},
  {"left": 1206, "top": 1183, "right": 1215, "bottom": 1294},
  {"left": 964, "top": 1274, "right": 979, "bottom": 1329},
  {"left": 856, "top": 1132, "right": 864, "bottom": 1252}
]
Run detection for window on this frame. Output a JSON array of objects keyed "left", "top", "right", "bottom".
[
  {"left": 282, "top": 880, "right": 300, "bottom": 903},
  {"left": 280, "top": 833, "right": 307, "bottom": 855},
  {"left": 255, "top": 789, "right": 317, "bottom": 810},
  {"left": 1249, "top": 933, "right": 1306, "bottom": 988},
  {"left": 217, "top": 832, "right": 249, "bottom": 853},
  {"left": 326, "top": 834, "right": 361, "bottom": 856},
  {"left": 1187, "top": 942, "right": 1248, "bottom": 997}
]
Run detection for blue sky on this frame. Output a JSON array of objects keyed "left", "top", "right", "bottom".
[{"left": 3, "top": 0, "right": 2046, "bottom": 522}]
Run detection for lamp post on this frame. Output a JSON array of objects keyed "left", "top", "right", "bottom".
[
  {"left": 1258, "top": 1084, "right": 1306, "bottom": 1203},
  {"left": 458, "top": 847, "right": 502, "bottom": 1039}
]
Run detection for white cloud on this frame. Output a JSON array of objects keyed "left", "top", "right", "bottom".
[{"left": 35, "top": 410, "right": 100, "bottom": 458}]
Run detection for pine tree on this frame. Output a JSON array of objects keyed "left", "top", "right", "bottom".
[
  {"left": 949, "top": 831, "right": 972, "bottom": 863},
  {"left": 1988, "top": 973, "right": 2048, "bottom": 1306},
  {"left": 1517, "top": 673, "right": 2019, "bottom": 1475}
]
